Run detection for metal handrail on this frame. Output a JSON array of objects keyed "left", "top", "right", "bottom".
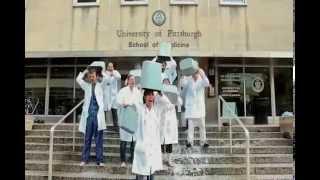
[
  {"left": 218, "top": 95, "right": 251, "bottom": 180},
  {"left": 48, "top": 99, "right": 84, "bottom": 180}
]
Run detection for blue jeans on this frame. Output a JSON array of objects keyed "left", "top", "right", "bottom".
[
  {"left": 81, "top": 116, "right": 104, "bottom": 163},
  {"left": 136, "top": 175, "right": 154, "bottom": 180}
]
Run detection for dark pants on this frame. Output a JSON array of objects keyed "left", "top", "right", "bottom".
[
  {"left": 136, "top": 175, "right": 154, "bottom": 180},
  {"left": 111, "top": 108, "right": 119, "bottom": 127},
  {"left": 161, "top": 144, "right": 173, "bottom": 153},
  {"left": 81, "top": 117, "right": 104, "bottom": 163},
  {"left": 120, "top": 140, "right": 136, "bottom": 163}
]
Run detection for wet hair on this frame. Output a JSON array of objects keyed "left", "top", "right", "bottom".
[
  {"left": 142, "top": 89, "right": 161, "bottom": 103},
  {"left": 86, "top": 67, "right": 103, "bottom": 82},
  {"left": 142, "top": 89, "right": 154, "bottom": 104}
]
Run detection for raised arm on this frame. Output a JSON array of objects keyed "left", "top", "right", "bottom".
[
  {"left": 151, "top": 56, "right": 157, "bottom": 62},
  {"left": 113, "top": 70, "right": 121, "bottom": 80},
  {"left": 155, "top": 93, "right": 175, "bottom": 112},
  {"left": 166, "top": 57, "right": 177, "bottom": 69},
  {"left": 76, "top": 69, "right": 89, "bottom": 90},
  {"left": 195, "top": 69, "right": 210, "bottom": 90}
]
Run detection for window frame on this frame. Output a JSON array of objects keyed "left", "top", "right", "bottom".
[
  {"left": 219, "top": 0, "right": 247, "bottom": 6},
  {"left": 170, "top": 0, "right": 198, "bottom": 5},
  {"left": 73, "top": 0, "right": 100, "bottom": 7},
  {"left": 121, "top": 0, "right": 149, "bottom": 6}
]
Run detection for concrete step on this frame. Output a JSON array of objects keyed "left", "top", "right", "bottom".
[
  {"left": 25, "top": 170, "right": 293, "bottom": 180},
  {"left": 25, "top": 151, "right": 293, "bottom": 164},
  {"left": 26, "top": 130, "right": 284, "bottom": 139},
  {"left": 25, "top": 170, "right": 135, "bottom": 180},
  {"left": 26, "top": 143, "right": 293, "bottom": 154},
  {"left": 25, "top": 136, "right": 293, "bottom": 146},
  {"left": 31, "top": 123, "right": 281, "bottom": 132},
  {"left": 25, "top": 160, "right": 293, "bottom": 175}
]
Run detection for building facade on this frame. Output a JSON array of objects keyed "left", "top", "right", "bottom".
[{"left": 25, "top": 0, "right": 293, "bottom": 125}]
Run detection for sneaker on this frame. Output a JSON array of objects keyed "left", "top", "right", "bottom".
[
  {"left": 97, "top": 162, "right": 105, "bottom": 167},
  {"left": 203, "top": 143, "right": 209, "bottom": 148},
  {"left": 186, "top": 143, "right": 192, "bottom": 148},
  {"left": 120, "top": 162, "right": 126, "bottom": 168},
  {"left": 79, "top": 161, "right": 87, "bottom": 166}
]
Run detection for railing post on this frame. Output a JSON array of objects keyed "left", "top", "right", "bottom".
[
  {"left": 47, "top": 99, "right": 84, "bottom": 180},
  {"left": 245, "top": 131, "right": 250, "bottom": 180},
  {"left": 218, "top": 97, "right": 221, "bottom": 132},
  {"left": 73, "top": 111, "right": 76, "bottom": 152},
  {"left": 219, "top": 95, "right": 250, "bottom": 179},
  {"left": 48, "top": 128, "right": 54, "bottom": 180},
  {"left": 229, "top": 117, "right": 232, "bottom": 154}
]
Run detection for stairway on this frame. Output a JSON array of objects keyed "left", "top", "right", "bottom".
[{"left": 25, "top": 123, "right": 294, "bottom": 180}]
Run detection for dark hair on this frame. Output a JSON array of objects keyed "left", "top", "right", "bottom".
[
  {"left": 142, "top": 89, "right": 161, "bottom": 103},
  {"left": 143, "top": 89, "right": 154, "bottom": 104},
  {"left": 86, "top": 67, "right": 103, "bottom": 82}
]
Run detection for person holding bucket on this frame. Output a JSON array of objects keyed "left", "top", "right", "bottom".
[
  {"left": 76, "top": 62, "right": 108, "bottom": 166},
  {"left": 152, "top": 42, "right": 177, "bottom": 85},
  {"left": 132, "top": 61, "right": 173, "bottom": 180},
  {"left": 180, "top": 58, "right": 210, "bottom": 149},
  {"left": 116, "top": 74, "right": 142, "bottom": 168},
  {"left": 160, "top": 76, "right": 181, "bottom": 167}
]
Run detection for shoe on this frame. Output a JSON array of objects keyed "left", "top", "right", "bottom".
[
  {"left": 79, "top": 161, "right": 87, "bottom": 166},
  {"left": 222, "top": 122, "right": 229, "bottom": 126},
  {"left": 120, "top": 162, "right": 126, "bottom": 168},
  {"left": 203, "top": 143, "right": 209, "bottom": 148},
  {"left": 97, "top": 162, "right": 105, "bottom": 167},
  {"left": 186, "top": 143, "right": 192, "bottom": 148}
]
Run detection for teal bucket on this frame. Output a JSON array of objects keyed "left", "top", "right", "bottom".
[{"left": 141, "top": 61, "right": 163, "bottom": 91}]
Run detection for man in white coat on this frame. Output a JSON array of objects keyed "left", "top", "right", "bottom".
[
  {"left": 103, "top": 62, "right": 121, "bottom": 131},
  {"left": 132, "top": 89, "right": 173, "bottom": 180},
  {"left": 181, "top": 68, "right": 210, "bottom": 148},
  {"left": 117, "top": 75, "right": 142, "bottom": 168},
  {"left": 76, "top": 67, "right": 107, "bottom": 166}
]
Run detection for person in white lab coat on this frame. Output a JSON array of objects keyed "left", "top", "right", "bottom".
[
  {"left": 152, "top": 56, "right": 177, "bottom": 84},
  {"left": 103, "top": 62, "right": 121, "bottom": 131},
  {"left": 132, "top": 89, "right": 173, "bottom": 180},
  {"left": 181, "top": 68, "right": 210, "bottom": 148},
  {"left": 76, "top": 67, "right": 107, "bottom": 166},
  {"left": 117, "top": 75, "right": 142, "bottom": 168},
  {"left": 160, "top": 78, "right": 181, "bottom": 167}
]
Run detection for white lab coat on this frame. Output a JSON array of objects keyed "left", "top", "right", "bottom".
[
  {"left": 116, "top": 86, "right": 142, "bottom": 142},
  {"left": 132, "top": 94, "right": 172, "bottom": 176},
  {"left": 76, "top": 71, "right": 107, "bottom": 133},
  {"left": 181, "top": 74, "right": 210, "bottom": 119},
  {"left": 103, "top": 70, "right": 121, "bottom": 111},
  {"left": 160, "top": 93, "right": 182, "bottom": 145},
  {"left": 152, "top": 56, "right": 177, "bottom": 84}
]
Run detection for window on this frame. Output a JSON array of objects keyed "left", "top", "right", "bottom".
[
  {"left": 274, "top": 68, "right": 293, "bottom": 116},
  {"left": 218, "top": 67, "right": 245, "bottom": 117},
  {"left": 170, "top": 0, "right": 198, "bottom": 5},
  {"left": 25, "top": 66, "right": 48, "bottom": 115},
  {"left": 121, "top": 0, "right": 148, "bottom": 6},
  {"left": 73, "top": 0, "right": 99, "bottom": 7},
  {"left": 220, "top": 0, "right": 247, "bottom": 6}
]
